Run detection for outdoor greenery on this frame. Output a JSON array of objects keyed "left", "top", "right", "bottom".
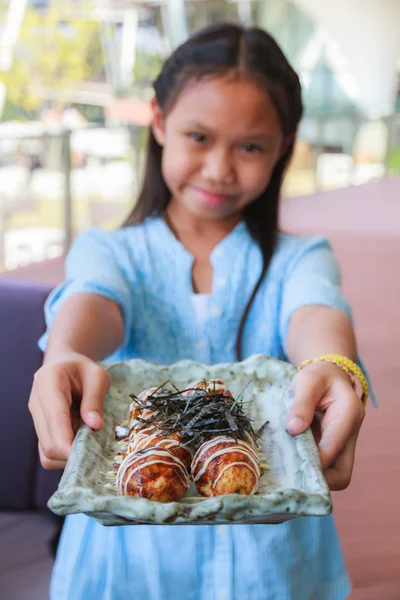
[
  {"left": 0, "top": 1, "right": 164, "bottom": 120},
  {"left": 0, "top": 2, "right": 103, "bottom": 117},
  {"left": 386, "top": 149, "right": 400, "bottom": 173},
  {"left": 0, "top": 0, "right": 398, "bottom": 273}
]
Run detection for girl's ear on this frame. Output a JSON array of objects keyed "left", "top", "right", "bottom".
[{"left": 151, "top": 97, "right": 166, "bottom": 146}]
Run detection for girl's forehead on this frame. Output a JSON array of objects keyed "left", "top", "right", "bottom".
[{"left": 166, "top": 74, "right": 282, "bottom": 137}]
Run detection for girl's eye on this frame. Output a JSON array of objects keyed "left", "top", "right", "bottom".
[
  {"left": 188, "top": 132, "right": 207, "bottom": 143},
  {"left": 240, "top": 143, "right": 263, "bottom": 154}
]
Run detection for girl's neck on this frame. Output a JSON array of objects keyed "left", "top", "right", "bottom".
[{"left": 165, "top": 200, "right": 243, "bottom": 258}]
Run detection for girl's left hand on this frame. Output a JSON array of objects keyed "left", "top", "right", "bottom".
[{"left": 286, "top": 361, "right": 366, "bottom": 491}]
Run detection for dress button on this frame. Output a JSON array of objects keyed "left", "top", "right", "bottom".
[
  {"left": 216, "top": 276, "right": 227, "bottom": 288},
  {"left": 217, "top": 525, "right": 228, "bottom": 536},
  {"left": 197, "top": 340, "right": 206, "bottom": 351},
  {"left": 210, "top": 307, "right": 222, "bottom": 318}
]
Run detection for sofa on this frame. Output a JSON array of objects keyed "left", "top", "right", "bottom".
[{"left": 0, "top": 261, "right": 64, "bottom": 600}]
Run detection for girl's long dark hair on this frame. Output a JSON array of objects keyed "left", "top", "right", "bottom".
[{"left": 123, "top": 23, "right": 303, "bottom": 360}]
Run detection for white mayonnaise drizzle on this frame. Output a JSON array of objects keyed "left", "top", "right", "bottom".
[
  {"left": 128, "top": 428, "right": 192, "bottom": 458},
  {"left": 116, "top": 448, "right": 190, "bottom": 496},
  {"left": 191, "top": 436, "right": 262, "bottom": 495}
]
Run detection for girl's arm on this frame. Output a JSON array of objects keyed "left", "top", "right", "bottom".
[
  {"left": 284, "top": 304, "right": 365, "bottom": 491},
  {"left": 29, "top": 293, "right": 124, "bottom": 470},
  {"left": 285, "top": 304, "right": 357, "bottom": 363},
  {"left": 44, "top": 292, "right": 124, "bottom": 363}
]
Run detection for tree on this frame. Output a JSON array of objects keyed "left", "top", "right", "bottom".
[{"left": 0, "top": 1, "right": 104, "bottom": 116}]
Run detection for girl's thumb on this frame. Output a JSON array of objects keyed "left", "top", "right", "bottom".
[
  {"left": 286, "top": 369, "right": 325, "bottom": 435},
  {"left": 79, "top": 363, "right": 112, "bottom": 429}
]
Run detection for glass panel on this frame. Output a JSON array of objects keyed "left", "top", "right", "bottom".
[{"left": 0, "top": 0, "right": 398, "bottom": 272}]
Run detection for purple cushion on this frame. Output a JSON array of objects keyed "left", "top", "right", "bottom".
[{"left": 0, "top": 280, "right": 62, "bottom": 509}]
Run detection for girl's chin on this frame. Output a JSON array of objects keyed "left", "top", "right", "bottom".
[{"left": 186, "top": 202, "right": 238, "bottom": 221}]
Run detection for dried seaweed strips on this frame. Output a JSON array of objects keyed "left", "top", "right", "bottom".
[{"left": 126, "top": 380, "right": 259, "bottom": 448}]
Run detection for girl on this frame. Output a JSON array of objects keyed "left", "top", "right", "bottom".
[{"left": 29, "top": 22, "right": 368, "bottom": 600}]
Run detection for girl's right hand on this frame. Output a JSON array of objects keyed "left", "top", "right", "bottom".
[{"left": 28, "top": 353, "right": 112, "bottom": 470}]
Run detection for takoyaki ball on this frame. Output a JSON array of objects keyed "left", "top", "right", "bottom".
[
  {"left": 128, "top": 387, "right": 160, "bottom": 428},
  {"left": 184, "top": 379, "right": 232, "bottom": 398},
  {"left": 116, "top": 448, "right": 190, "bottom": 502},
  {"left": 128, "top": 424, "right": 153, "bottom": 447},
  {"left": 128, "top": 428, "right": 192, "bottom": 470},
  {"left": 191, "top": 436, "right": 262, "bottom": 497}
]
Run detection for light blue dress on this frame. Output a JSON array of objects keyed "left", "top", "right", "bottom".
[{"left": 40, "top": 217, "right": 355, "bottom": 600}]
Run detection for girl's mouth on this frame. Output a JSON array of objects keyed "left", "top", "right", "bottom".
[{"left": 191, "top": 186, "right": 237, "bottom": 208}]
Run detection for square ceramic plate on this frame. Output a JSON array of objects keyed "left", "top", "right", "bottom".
[{"left": 48, "top": 354, "right": 331, "bottom": 526}]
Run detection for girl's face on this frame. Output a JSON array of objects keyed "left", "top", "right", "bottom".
[{"left": 152, "top": 73, "right": 285, "bottom": 224}]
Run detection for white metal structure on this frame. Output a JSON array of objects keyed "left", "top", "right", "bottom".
[
  {"left": 0, "top": 0, "right": 28, "bottom": 72},
  {"left": 292, "top": 0, "right": 400, "bottom": 115}
]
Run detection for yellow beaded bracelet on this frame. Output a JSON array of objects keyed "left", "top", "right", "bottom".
[
  {"left": 299, "top": 357, "right": 357, "bottom": 391},
  {"left": 298, "top": 354, "right": 369, "bottom": 405}
]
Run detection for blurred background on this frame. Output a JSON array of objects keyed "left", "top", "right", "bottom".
[
  {"left": 0, "top": 0, "right": 399, "bottom": 271},
  {"left": 0, "top": 2, "right": 399, "bottom": 600}
]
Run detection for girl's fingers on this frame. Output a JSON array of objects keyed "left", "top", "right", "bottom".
[
  {"left": 286, "top": 370, "right": 326, "bottom": 435},
  {"left": 80, "top": 364, "right": 112, "bottom": 429},
  {"left": 28, "top": 388, "right": 55, "bottom": 456},
  {"left": 30, "top": 367, "right": 75, "bottom": 460},
  {"left": 310, "top": 411, "right": 323, "bottom": 446},
  {"left": 323, "top": 434, "right": 358, "bottom": 491},
  {"left": 318, "top": 392, "right": 364, "bottom": 471},
  {"left": 29, "top": 388, "right": 69, "bottom": 466},
  {"left": 29, "top": 359, "right": 111, "bottom": 470},
  {"left": 38, "top": 442, "right": 67, "bottom": 471}
]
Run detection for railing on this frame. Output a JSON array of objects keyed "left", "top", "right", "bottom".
[
  {"left": 0, "top": 114, "right": 398, "bottom": 272},
  {"left": 0, "top": 123, "right": 145, "bottom": 270}
]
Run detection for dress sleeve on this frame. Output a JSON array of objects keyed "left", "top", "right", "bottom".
[
  {"left": 279, "top": 237, "right": 352, "bottom": 350},
  {"left": 279, "top": 236, "right": 377, "bottom": 406},
  {"left": 38, "top": 227, "right": 133, "bottom": 351}
]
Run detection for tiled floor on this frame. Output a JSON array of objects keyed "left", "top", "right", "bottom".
[
  {"left": 281, "top": 177, "right": 400, "bottom": 599},
  {"left": 332, "top": 235, "right": 400, "bottom": 599}
]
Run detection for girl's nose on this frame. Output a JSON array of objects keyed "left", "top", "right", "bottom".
[{"left": 201, "top": 147, "right": 235, "bottom": 185}]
